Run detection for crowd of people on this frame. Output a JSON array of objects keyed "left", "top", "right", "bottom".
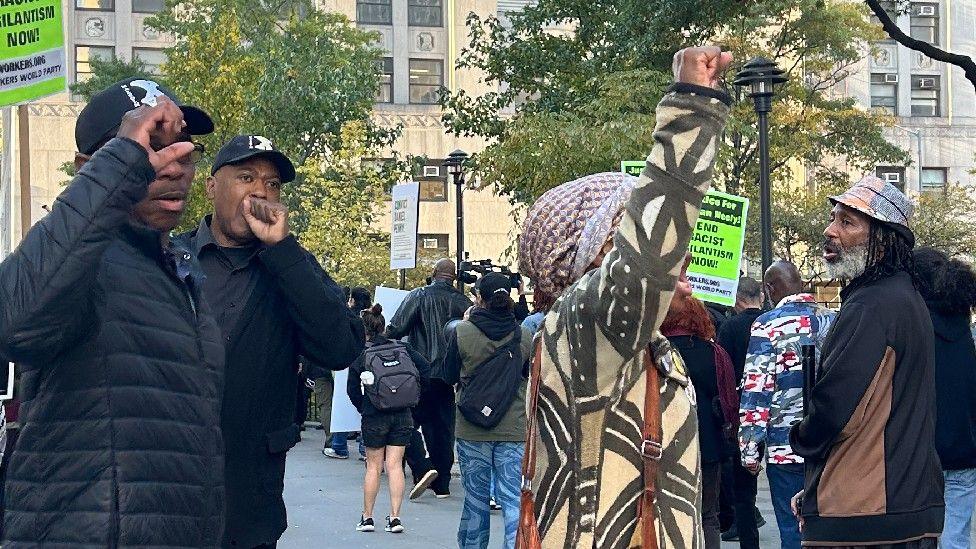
[{"left": 0, "top": 44, "right": 973, "bottom": 549}]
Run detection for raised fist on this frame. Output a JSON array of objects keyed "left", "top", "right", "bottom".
[{"left": 672, "top": 46, "right": 733, "bottom": 90}]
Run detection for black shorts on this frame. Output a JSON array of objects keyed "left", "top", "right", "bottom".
[{"left": 362, "top": 410, "right": 414, "bottom": 449}]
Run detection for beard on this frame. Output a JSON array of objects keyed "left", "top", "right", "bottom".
[{"left": 825, "top": 240, "right": 869, "bottom": 280}]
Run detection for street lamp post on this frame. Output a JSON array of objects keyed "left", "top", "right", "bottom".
[
  {"left": 444, "top": 149, "right": 469, "bottom": 287},
  {"left": 734, "top": 57, "right": 787, "bottom": 278},
  {"left": 893, "top": 125, "right": 923, "bottom": 192}
]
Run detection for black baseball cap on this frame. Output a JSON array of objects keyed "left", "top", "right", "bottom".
[
  {"left": 75, "top": 77, "right": 214, "bottom": 156},
  {"left": 210, "top": 135, "right": 297, "bottom": 183},
  {"left": 475, "top": 272, "right": 513, "bottom": 299}
]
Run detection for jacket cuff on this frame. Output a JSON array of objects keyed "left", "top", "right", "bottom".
[
  {"left": 259, "top": 234, "right": 306, "bottom": 273},
  {"left": 666, "top": 83, "right": 733, "bottom": 106}
]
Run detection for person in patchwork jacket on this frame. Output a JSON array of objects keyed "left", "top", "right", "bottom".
[{"left": 738, "top": 260, "right": 835, "bottom": 549}]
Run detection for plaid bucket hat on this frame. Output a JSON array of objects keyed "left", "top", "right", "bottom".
[{"left": 829, "top": 174, "right": 916, "bottom": 247}]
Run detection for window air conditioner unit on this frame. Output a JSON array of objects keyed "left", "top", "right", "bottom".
[
  {"left": 918, "top": 5, "right": 936, "bottom": 16},
  {"left": 883, "top": 172, "right": 902, "bottom": 184},
  {"left": 919, "top": 77, "right": 936, "bottom": 88},
  {"left": 884, "top": 73, "right": 899, "bottom": 83},
  {"left": 423, "top": 166, "right": 441, "bottom": 177},
  {"left": 422, "top": 239, "right": 440, "bottom": 249}
]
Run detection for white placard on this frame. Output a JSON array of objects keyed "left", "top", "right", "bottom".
[
  {"left": 329, "top": 368, "right": 362, "bottom": 433},
  {"left": 390, "top": 182, "right": 420, "bottom": 270},
  {"left": 374, "top": 286, "right": 410, "bottom": 322}
]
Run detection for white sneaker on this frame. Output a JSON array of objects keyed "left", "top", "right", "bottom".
[
  {"left": 356, "top": 515, "right": 375, "bottom": 532},
  {"left": 409, "top": 470, "right": 439, "bottom": 500},
  {"left": 386, "top": 516, "right": 404, "bottom": 534},
  {"left": 323, "top": 448, "right": 349, "bottom": 459}
]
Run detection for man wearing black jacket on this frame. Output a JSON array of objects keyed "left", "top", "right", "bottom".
[
  {"left": 176, "top": 135, "right": 364, "bottom": 548},
  {"left": 0, "top": 80, "right": 225, "bottom": 547},
  {"left": 790, "top": 175, "right": 943, "bottom": 547},
  {"left": 387, "top": 259, "right": 472, "bottom": 497}
]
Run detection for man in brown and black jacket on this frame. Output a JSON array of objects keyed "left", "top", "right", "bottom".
[{"left": 790, "top": 175, "right": 943, "bottom": 548}]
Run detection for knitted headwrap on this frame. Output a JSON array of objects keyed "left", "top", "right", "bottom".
[{"left": 518, "top": 172, "right": 638, "bottom": 312}]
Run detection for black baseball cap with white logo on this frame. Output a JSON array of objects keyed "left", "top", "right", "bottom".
[
  {"left": 75, "top": 77, "right": 214, "bottom": 156},
  {"left": 210, "top": 135, "right": 296, "bottom": 183}
]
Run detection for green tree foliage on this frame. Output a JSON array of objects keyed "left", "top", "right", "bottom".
[
  {"left": 442, "top": 0, "right": 915, "bottom": 268},
  {"left": 69, "top": 55, "right": 156, "bottom": 101}
]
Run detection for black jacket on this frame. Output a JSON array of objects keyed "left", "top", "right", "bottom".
[
  {"left": 347, "top": 335, "right": 431, "bottom": 416},
  {"left": 928, "top": 308, "right": 976, "bottom": 471},
  {"left": 790, "top": 271, "right": 943, "bottom": 544},
  {"left": 387, "top": 280, "right": 472, "bottom": 380},
  {"left": 0, "top": 138, "right": 225, "bottom": 548},
  {"left": 174, "top": 229, "right": 364, "bottom": 548},
  {"left": 667, "top": 335, "right": 725, "bottom": 463},
  {"left": 718, "top": 307, "right": 763, "bottom": 382}
]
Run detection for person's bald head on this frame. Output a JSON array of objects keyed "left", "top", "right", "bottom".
[
  {"left": 764, "top": 260, "right": 804, "bottom": 306},
  {"left": 433, "top": 258, "right": 457, "bottom": 281}
]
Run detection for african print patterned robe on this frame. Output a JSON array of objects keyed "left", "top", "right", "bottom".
[{"left": 530, "top": 86, "right": 732, "bottom": 549}]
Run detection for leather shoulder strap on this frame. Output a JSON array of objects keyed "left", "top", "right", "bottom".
[
  {"left": 521, "top": 338, "right": 543, "bottom": 482},
  {"left": 641, "top": 349, "right": 663, "bottom": 549}
]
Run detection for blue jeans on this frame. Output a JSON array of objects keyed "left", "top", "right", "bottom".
[
  {"left": 456, "top": 439, "right": 524, "bottom": 549},
  {"left": 943, "top": 468, "right": 976, "bottom": 549},
  {"left": 766, "top": 463, "right": 805, "bottom": 549},
  {"left": 329, "top": 433, "right": 365, "bottom": 457}
]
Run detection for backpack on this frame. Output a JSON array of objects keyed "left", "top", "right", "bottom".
[
  {"left": 457, "top": 328, "right": 525, "bottom": 429},
  {"left": 363, "top": 341, "right": 421, "bottom": 412}
]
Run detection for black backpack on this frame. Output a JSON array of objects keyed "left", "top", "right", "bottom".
[
  {"left": 457, "top": 328, "right": 525, "bottom": 429},
  {"left": 363, "top": 341, "right": 421, "bottom": 412}
]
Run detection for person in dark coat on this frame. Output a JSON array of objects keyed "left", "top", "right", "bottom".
[
  {"left": 175, "top": 135, "right": 364, "bottom": 548},
  {"left": 717, "top": 276, "right": 766, "bottom": 546},
  {"left": 915, "top": 247, "right": 976, "bottom": 549},
  {"left": 0, "top": 80, "right": 225, "bottom": 547},
  {"left": 662, "top": 294, "right": 739, "bottom": 549},
  {"left": 387, "top": 259, "right": 472, "bottom": 497}
]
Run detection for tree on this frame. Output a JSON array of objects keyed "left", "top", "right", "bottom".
[
  {"left": 913, "top": 183, "right": 976, "bottom": 257},
  {"left": 865, "top": 0, "right": 976, "bottom": 92},
  {"left": 443, "top": 0, "right": 910, "bottom": 268},
  {"left": 69, "top": 56, "right": 156, "bottom": 101}
]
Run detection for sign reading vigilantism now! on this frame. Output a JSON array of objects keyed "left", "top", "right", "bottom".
[{"left": 0, "top": 0, "right": 66, "bottom": 107}]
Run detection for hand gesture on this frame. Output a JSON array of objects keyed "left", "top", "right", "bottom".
[
  {"left": 117, "top": 96, "right": 194, "bottom": 173},
  {"left": 672, "top": 46, "right": 734, "bottom": 89},
  {"left": 243, "top": 197, "right": 289, "bottom": 246}
]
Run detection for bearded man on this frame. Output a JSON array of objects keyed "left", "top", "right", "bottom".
[{"left": 789, "top": 175, "right": 943, "bottom": 548}]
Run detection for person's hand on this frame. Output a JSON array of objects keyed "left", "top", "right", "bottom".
[
  {"left": 243, "top": 197, "right": 289, "bottom": 246},
  {"left": 672, "top": 46, "right": 734, "bottom": 89},
  {"left": 791, "top": 490, "right": 805, "bottom": 531},
  {"left": 745, "top": 460, "right": 762, "bottom": 475},
  {"left": 117, "top": 96, "right": 194, "bottom": 173}
]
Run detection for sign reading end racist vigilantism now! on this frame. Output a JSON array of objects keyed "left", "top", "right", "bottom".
[
  {"left": 621, "top": 161, "right": 750, "bottom": 307},
  {"left": 0, "top": 0, "right": 66, "bottom": 107}
]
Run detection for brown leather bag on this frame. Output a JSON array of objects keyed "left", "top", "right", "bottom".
[{"left": 515, "top": 342, "right": 663, "bottom": 549}]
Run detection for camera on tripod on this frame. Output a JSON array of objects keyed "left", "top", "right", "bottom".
[{"left": 458, "top": 259, "right": 522, "bottom": 290}]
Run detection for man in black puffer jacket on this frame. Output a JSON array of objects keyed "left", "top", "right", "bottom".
[{"left": 0, "top": 79, "right": 225, "bottom": 547}]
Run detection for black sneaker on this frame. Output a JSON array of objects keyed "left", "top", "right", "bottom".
[
  {"left": 489, "top": 498, "right": 502, "bottom": 511},
  {"left": 409, "top": 470, "right": 439, "bottom": 500},
  {"left": 386, "top": 516, "right": 404, "bottom": 534},
  {"left": 356, "top": 515, "right": 375, "bottom": 532},
  {"left": 433, "top": 487, "right": 451, "bottom": 499}
]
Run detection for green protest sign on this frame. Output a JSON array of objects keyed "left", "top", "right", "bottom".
[
  {"left": 621, "top": 161, "right": 749, "bottom": 307},
  {"left": 0, "top": 0, "right": 66, "bottom": 107},
  {"left": 620, "top": 160, "right": 644, "bottom": 177},
  {"left": 687, "top": 191, "right": 750, "bottom": 306}
]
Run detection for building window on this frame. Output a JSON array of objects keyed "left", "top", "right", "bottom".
[
  {"left": 409, "top": 59, "right": 443, "bottom": 104},
  {"left": 870, "top": 73, "right": 898, "bottom": 114},
  {"left": 414, "top": 160, "right": 448, "bottom": 201},
  {"left": 357, "top": 0, "right": 392, "bottom": 25},
  {"left": 921, "top": 167, "right": 947, "bottom": 190},
  {"left": 876, "top": 166, "right": 906, "bottom": 191},
  {"left": 132, "top": 0, "right": 165, "bottom": 12},
  {"left": 870, "top": 0, "right": 899, "bottom": 25},
  {"left": 133, "top": 48, "right": 166, "bottom": 75},
  {"left": 75, "top": 45, "right": 115, "bottom": 84},
  {"left": 911, "top": 74, "right": 941, "bottom": 117},
  {"left": 418, "top": 233, "right": 449, "bottom": 252},
  {"left": 376, "top": 57, "right": 393, "bottom": 103},
  {"left": 76, "top": 0, "right": 114, "bottom": 9},
  {"left": 910, "top": 3, "right": 939, "bottom": 45},
  {"left": 409, "top": 0, "right": 443, "bottom": 27}
]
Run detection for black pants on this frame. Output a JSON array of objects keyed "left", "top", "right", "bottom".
[
  {"left": 807, "top": 538, "right": 937, "bottom": 549},
  {"left": 295, "top": 378, "right": 310, "bottom": 426},
  {"left": 732, "top": 459, "right": 760, "bottom": 549},
  {"left": 415, "top": 379, "right": 456, "bottom": 493},
  {"left": 404, "top": 427, "right": 435, "bottom": 483},
  {"left": 702, "top": 461, "right": 722, "bottom": 549},
  {"left": 719, "top": 457, "right": 737, "bottom": 531}
]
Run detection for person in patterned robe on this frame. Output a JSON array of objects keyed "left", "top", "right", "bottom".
[{"left": 517, "top": 47, "right": 733, "bottom": 549}]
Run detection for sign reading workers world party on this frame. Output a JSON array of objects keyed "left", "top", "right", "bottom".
[{"left": 0, "top": 0, "right": 67, "bottom": 107}]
